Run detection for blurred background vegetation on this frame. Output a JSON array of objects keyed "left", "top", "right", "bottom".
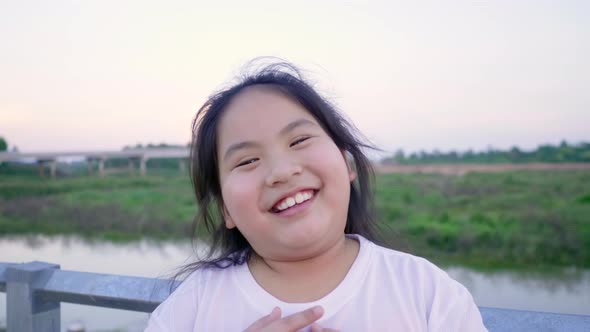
[
  {"left": 1, "top": 140, "right": 589, "bottom": 269},
  {"left": 382, "top": 141, "right": 590, "bottom": 164}
]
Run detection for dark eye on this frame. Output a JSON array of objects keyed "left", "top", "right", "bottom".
[
  {"left": 236, "top": 158, "right": 258, "bottom": 168},
  {"left": 290, "top": 136, "right": 310, "bottom": 147}
]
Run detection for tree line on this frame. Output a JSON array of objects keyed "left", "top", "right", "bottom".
[
  {"left": 0, "top": 137, "right": 7, "bottom": 152},
  {"left": 382, "top": 141, "right": 590, "bottom": 165}
]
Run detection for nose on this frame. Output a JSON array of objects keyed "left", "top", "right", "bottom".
[{"left": 264, "top": 158, "right": 302, "bottom": 187}]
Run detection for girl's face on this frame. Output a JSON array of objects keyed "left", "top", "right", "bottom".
[{"left": 217, "top": 85, "right": 355, "bottom": 260}]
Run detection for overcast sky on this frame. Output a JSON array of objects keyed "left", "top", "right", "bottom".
[{"left": 1, "top": 0, "right": 588, "bottom": 156}]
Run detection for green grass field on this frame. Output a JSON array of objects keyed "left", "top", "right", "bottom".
[
  {"left": 374, "top": 171, "right": 590, "bottom": 268},
  {"left": 1, "top": 170, "right": 589, "bottom": 268}
]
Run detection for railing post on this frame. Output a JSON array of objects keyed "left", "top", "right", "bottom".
[
  {"left": 86, "top": 157, "right": 94, "bottom": 176},
  {"left": 178, "top": 158, "right": 186, "bottom": 173},
  {"left": 48, "top": 160, "right": 57, "bottom": 179},
  {"left": 37, "top": 161, "right": 45, "bottom": 178},
  {"left": 128, "top": 157, "right": 135, "bottom": 175},
  {"left": 140, "top": 156, "right": 148, "bottom": 176},
  {"left": 6, "top": 261, "right": 61, "bottom": 332},
  {"left": 98, "top": 158, "right": 105, "bottom": 177}
]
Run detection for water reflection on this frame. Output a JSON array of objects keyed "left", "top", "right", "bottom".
[
  {"left": 446, "top": 266, "right": 590, "bottom": 315},
  {"left": 1, "top": 235, "right": 197, "bottom": 332},
  {"left": 1, "top": 235, "right": 197, "bottom": 277},
  {"left": 1, "top": 235, "right": 589, "bottom": 331},
  {"left": 450, "top": 266, "right": 588, "bottom": 294}
]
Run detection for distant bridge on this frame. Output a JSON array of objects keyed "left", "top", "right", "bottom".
[
  {"left": 0, "top": 148, "right": 190, "bottom": 178},
  {"left": 4, "top": 149, "right": 589, "bottom": 179}
]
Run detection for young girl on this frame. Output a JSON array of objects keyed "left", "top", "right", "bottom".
[{"left": 145, "top": 62, "right": 487, "bottom": 331}]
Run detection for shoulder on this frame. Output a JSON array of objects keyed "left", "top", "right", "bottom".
[
  {"left": 355, "top": 235, "right": 487, "bottom": 331},
  {"left": 360, "top": 235, "right": 471, "bottom": 300},
  {"left": 144, "top": 267, "right": 217, "bottom": 332},
  {"left": 356, "top": 234, "right": 449, "bottom": 282}
]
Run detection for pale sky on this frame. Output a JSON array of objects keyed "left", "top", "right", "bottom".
[{"left": 1, "top": 0, "right": 588, "bottom": 156}]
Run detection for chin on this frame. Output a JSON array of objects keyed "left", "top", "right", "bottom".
[{"left": 285, "top": 228, "right": 334, "bottom": 249}]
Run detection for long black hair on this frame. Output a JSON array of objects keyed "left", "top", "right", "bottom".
[{"left": 176, "top": 61, "right": 383, "bottom": 280}]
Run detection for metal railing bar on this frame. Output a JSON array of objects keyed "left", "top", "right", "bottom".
[
  {"left": 37, "top": 270, "right": 178, "bottom": 312},
  {"left": 480, "top": 306, "right": 590, "bottom": 331},
  {"left": 2, "top": 261, "right": 590, "bottom": 332}
]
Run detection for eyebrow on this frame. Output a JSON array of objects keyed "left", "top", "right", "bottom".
[
  {"left": 223, "top": 141, "right": 260, "bottom": 162},
  {"left": 222, "top": 118, "right": 317, "bottom": 162},
  {"left": 279, "top": 118, "right": 316, "bottom": 136}
]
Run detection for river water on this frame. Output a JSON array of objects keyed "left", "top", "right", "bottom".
[{"left": 1, "top": 236, "right": 589, "bottom": 331}]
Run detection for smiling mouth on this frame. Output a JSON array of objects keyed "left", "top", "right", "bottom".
[{"left": 270, "top": 189, "right": 317, "bottom": 213}]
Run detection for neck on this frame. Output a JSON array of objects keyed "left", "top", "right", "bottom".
[{"left": 248, "top": 235, "right": 360, "bottom": 302}]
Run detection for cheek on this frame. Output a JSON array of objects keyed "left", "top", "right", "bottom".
[
  {"left": 221, "top": 174, "right": 259, "bottom": 215},
  {"left": 308, "top": 143, "right": 351, "bottom": 182}
]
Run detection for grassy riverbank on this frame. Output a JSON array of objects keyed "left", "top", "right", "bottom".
[
  {"left": 0, "top": 170, "right": 589, "bottom": 268},
  {"left": 375, "top": 171, "right": 590, "bottom": 268}
]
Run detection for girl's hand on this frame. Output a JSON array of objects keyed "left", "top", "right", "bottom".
[{"left": 244, "top": 306, "right": 338, "bottom": 332}]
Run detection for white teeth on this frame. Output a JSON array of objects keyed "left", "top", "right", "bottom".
[
  {"left": 286, "top": 197, "right": 296, "bottom": 207},
  {"left": 295, "top": 193, "right": 304, "bottom": 204},
  {"left": 275, "top": 190, "right": 314, "bottom": 211}
]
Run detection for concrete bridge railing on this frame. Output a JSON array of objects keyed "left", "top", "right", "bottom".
[
  {"left": 0, "top": 148, "right": 190, "bottom": 178},
  {"left": 1, "top": 261, "right": 589, "bottom": 332}
]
